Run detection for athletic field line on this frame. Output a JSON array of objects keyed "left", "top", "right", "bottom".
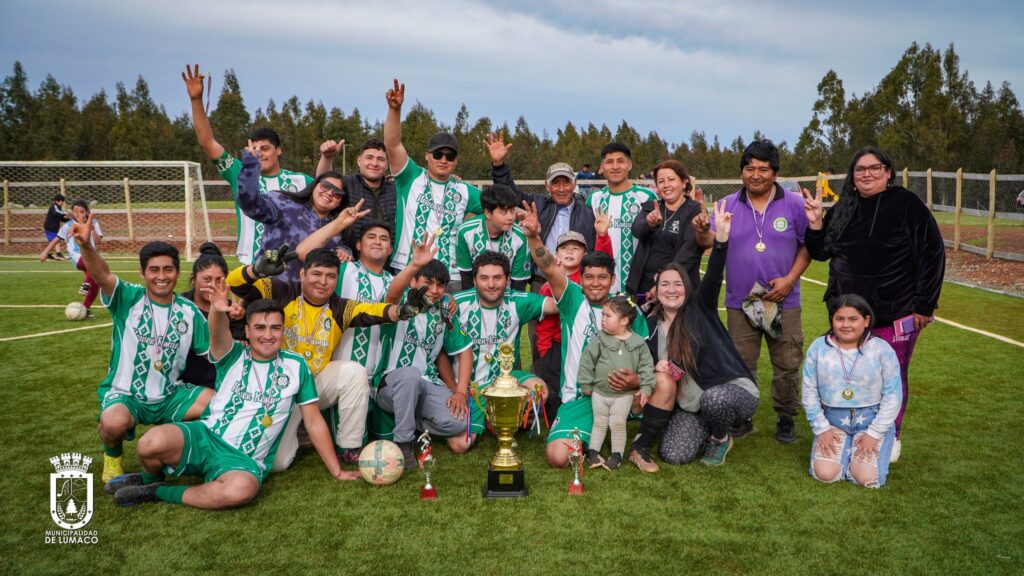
[
  {"left": 0, "top": 304, "right": 68, "bottom": 308},
  {"left": 0, "top": 322, "right": 113, "bottom": 343},
  {"left": 704, "top": 269, "right": 1024, "bottom": 349},
  {"left": 0, "top": 270, "right": 139, "bottom": 274}
]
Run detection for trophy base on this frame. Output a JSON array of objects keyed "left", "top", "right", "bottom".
[
  {"left": 568, "top": 481, "right": 585, "bottom": 496},
  {"left": 420, "top": 485, "right": 437, "bottom": 500},
  {"left": 482, "top": 468, "right": 527, "bottom": 499}
]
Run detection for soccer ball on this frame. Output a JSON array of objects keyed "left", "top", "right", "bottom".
[
  {"left": 64, "top": 302, "right": 87, "bottom": 321},
  {"left": 358, "top": 440, "right": 405, "bottom": 486}
]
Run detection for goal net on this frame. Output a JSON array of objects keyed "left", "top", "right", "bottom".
[{"left": 0, "top": 161, "right": 227, "bottom": 261}]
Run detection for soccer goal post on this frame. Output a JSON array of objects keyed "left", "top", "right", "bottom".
[{"left": 0, "top": 161, "right": 219, "bottom": 261}]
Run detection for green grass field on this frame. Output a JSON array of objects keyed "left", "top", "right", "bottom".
[{"left": 1, "top": 257, "right": 1022, "bottom": 575}]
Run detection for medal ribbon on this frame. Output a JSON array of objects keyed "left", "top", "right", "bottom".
[
  {"left": 244, "top": 349, "right": 281, "bottom": 420},
  {"left": 836, "top": 342, "right": 862, "bottom": 398},
  {"left": 145, "top": 296, "right": 178, "bottom": 371},
  {"left": 747, "top": 192, "right": 774, "bottom": 249}
]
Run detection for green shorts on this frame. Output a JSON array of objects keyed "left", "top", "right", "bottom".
[
  {"left": 165, "top": 421, "right": 265, "bottom": 485},
  {"left": 547, "top": 396, "right": 593, "bottom": 444},
  {"left": 99, "top": 384, "right": 206, "bottom": 426}
]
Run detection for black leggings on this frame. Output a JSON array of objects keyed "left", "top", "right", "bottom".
[{"left": 659, "top": 383, "right": 759, "bottom": 465}]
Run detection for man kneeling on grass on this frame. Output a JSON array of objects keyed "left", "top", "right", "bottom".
[{"left": 108, "top": 292, "right": 358, "bottom": 508}]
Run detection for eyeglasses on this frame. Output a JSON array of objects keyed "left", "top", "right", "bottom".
[
  {"left": 853, "top": 163, "right": 885, "bottom": 176},
  {"left": 431, "top": 149, "right": 457, "bottom": 162},
  {"left": 319, "top": 180, "right": 345, "bottom": 197}
]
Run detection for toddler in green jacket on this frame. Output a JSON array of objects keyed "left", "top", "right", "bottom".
[{"left": 579, "top": 295, "right": 655, "bottom": 470}]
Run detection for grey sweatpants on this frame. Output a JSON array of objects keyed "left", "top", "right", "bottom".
[
  {"left": 375, "top": 367, "right": 467, "bottom": 443},
  {"left": 590, "top": 392, "right": 635, "bottom": 455}
]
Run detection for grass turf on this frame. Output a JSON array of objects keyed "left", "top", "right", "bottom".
[{"left": 1, "top": 257, "right": 1022, "bottom": 575}]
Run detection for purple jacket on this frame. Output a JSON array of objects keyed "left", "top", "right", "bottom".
[{"left": 236, "top": 151, "right": 344, "bottom": 282}]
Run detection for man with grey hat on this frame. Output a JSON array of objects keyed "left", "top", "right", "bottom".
[{"left": 383, "top": 79, "right": 483, "bottom": 290}]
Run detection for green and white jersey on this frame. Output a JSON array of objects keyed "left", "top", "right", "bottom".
[
  {"left": 332, "top": 261, "right": 394, "bottom": 371},
  {"left": 205, "top": 342, "right": 317, "bottom": 477},
  {"left": 556, "top": 281, "right": 649, "bottom": 402},
  {"left": 586, "top": 184, "right": 658, "bottom": 293},
  {"left": 99, "top": 279, "right": 210, "bottom": 403},
  {"left": 391, "top": 159, "right": 483, "bottom": 274},
  {"left": 455, "top": 215, "right": 531, "bottom": 281},
  {"left": 215, "top": 151, "right": 313, "bottom": 265},
  {"left": 452, "top": 289, "right": 547, "bottom": 386},
  {"left": 376, "top": 290, "right": 472, "bottom": 387}
]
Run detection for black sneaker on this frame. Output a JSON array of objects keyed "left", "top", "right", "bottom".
[
  {"left": 46, "top": 253, "right": 57, "bottom": 261},
  {"left": 114, "top": 482, "right": 165, "bottom": 507},
  {"left": 603, "top": 452, "right": 623, "bottom": 471},
  {"left": 729, "top": 419, "right": 755, "bottom": 438},
  {"left": 585, "top": 449, "right": 604, "bottom": 469},
  {"left": 84, "top": 309, "right": 95, "bottom": 319},
  {"left": 104, "top": 472, "right": 144, "bottom": 495},
  {"left": 79, "top": 283, "right": 90, "bottom": 295},
  {"left": 775, "top": 415, "right": 797, "bottom": 444},
  {"left": 395, "top": 442, "right": 418, "bottom": 472}
]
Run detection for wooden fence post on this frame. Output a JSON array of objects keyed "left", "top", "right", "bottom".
[
  {"left": 902, "top": 167, "right": 909, "bottom": 188},
  {"left": 926, "top": 168, "right": 933, "bottom": 210},
  {"left": 59, "top": 177, "right": 66, "bottom": 198},
  {"left": 123, "top": 177, "right": 135, "bottom": 242},
  {"left": 954, "top": 168, "right": 963, "bottom": 252},
  {"left": 986, "top": 169, "right": 997, "bottom": 259},
  {"left": 3, "top": 180, "right": 9, "bottom": 246}
]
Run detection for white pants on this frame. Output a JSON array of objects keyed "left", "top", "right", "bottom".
[{"left": 272, "top": 360, "right": 369, "bottom": 472}]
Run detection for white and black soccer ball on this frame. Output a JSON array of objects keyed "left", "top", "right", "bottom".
[{"left": 65, "top": 302, "right": 87, "bottom": 321}]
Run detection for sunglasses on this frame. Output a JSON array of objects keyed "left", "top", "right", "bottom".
[
  {"left": 431, "top": 149, "right": 457, "bottom": 162},
  {"left": 319, "top": 179, "right": 345, "bottom": 197}
]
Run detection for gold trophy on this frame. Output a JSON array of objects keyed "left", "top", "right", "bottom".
[{"left": 473, "top": 342, "right": 529, "bottom": 498}]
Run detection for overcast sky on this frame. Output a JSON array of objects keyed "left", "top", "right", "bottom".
[{"left": 2, "top": 0, "right": 1021, "bottom": 148}]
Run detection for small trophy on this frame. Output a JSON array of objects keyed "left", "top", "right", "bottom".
[
  {"left": 418, "top": 431, "right": 437, "bottom": 500},
  {"left": 477, "top": 342, "right": 529, "bottom": 499},
  {"left": 568, "top": 427, "right": 585, "bottom": 496}
]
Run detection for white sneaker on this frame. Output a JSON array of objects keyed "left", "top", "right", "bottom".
[{"left": 890, "top": 439, "right": 902, "bottom": 463}]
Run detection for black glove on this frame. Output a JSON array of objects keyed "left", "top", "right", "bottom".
[
  {"left": 252, "top": 243, "right": 297, "bottom": 278},
  {"left": 398, "top": 285, "right": 430, "bottom": 320},
  {"left": 439, "top": 294, "right": 455, "bottom": 331}
]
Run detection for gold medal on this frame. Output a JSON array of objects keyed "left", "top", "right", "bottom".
[
  {"left": 484, "top": 353, "right": 493, "bottom": 363},
  {"left": 153, "top": 360, "right": 164, "bottom": 372},
  {"left": 434, "top": 227, "right": 443, "bottom": 238},
  {"left": 755, "top": 241, "right": 766, "bottom": 252},
  {"left": 261, "top": 415, "right": 273, "bottom": 428},
  {"left": 842, "top": 388, "right": 854, "bottom": 400},
  {"left": 303, "top": 350, "right": 313, "bottom": 359}
]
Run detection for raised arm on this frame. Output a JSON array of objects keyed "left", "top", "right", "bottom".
[
  {"left": 73, "top": 214, "right": 117, "bottom": 297},
  {"left": 316, "top": 139, "right": 343, "bottom": 177},
  {"left": 294, "top": 199, "right": 369, "bottom": 261},
  {"left": 485, "top": 130, "right": 530, "bottom": 203},
  {"left": 182, "top": 64, "right": 225, "bottom": 161},
  {"left": 383, "top": 79, "right": 409, "bottom": 175},
  {"left": 202, "top": 278, "right": 236, "bottom": 361},
  {"left": 696, "top": 200, "right": 732, "bottom": 310},
  {"left": 521, "top": 201, "right": 566, "bottom": 299},
  {"left": 385, "top": 233, "right": 438, "bottom": 304},
  {"left": 236, "top": 148, "right": 281, "bottom": 224}
]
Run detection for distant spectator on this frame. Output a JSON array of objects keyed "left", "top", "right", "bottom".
[{"left": 42, "top": 193, "right": 71, "bottom": 260}]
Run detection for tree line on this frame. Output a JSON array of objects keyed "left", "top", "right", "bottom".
[{"left": 1, "top": 42, "right": 1021, "bottom": 180}]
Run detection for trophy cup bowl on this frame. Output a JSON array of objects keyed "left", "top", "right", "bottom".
[{"left": 481, "top": 342, "right": 529, "bottom": 498}]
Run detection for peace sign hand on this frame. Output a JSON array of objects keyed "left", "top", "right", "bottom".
[
  {"left": 594, "top": 206, "right": 611, "bottom": 236},
  {"left": 386, "top": 79, "right": 405, "bottom": 110},
  {"left": 803, "top": 187, "right": 824, "bottom": 230},
  {"left": 713, "top": 200, "right": 733, "bottom": 242},
  {"left": 520, "top": 201, "right": 541, "bottom": 239},
  {"left": 410, "top": 232, "right": 439, "bottom": 268},
  {"left": 337, "top": 199, "right": 370, "bottom": 230}
]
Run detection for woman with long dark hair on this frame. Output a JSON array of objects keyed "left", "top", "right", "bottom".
[
  {"left": 628, "top": 201, "right": 760, "bottom": 470},
  {"left": 627, "top": 159, "right": 711, "bottom": 295},
  {"left": 180, "top": 243, "right": 245, "bottom": 387},
  {"left": 236, "top": 147, "right": 356, "bottom": 281},
  {"left": 803, "top": 146, "right": 944, "bottom": 462},
  {"left": 802, "top": 294, "right": 902, "bottom": 488}
]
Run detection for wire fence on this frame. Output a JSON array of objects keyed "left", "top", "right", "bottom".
[{"left": 2, "top": 164, "right": 1022, "bottom": 264}]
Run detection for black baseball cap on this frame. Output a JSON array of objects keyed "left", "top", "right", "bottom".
[{"left": 426, "top": 132, "right": 459, "bottom": 154}]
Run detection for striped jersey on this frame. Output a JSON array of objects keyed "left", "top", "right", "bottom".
[
  {"left": 451, "top": 289, "right": 546, "bottom": 386},
  {"left": 215, "top": 151, "right": 313, "bottom": 265},
  {"left": 57, "top": 218, "right": 103, "bottom": 267},
  {"left": 205, "top": 342, "right": 317, "bottom": 478},
  {"left": 376, "top": 290, "right": 472, "bottom": 387},
  {"left": 556, "top": 281, "right": 649, "bottom": 402},
  {"left": 333, "top": 261, "right": 394, "bottom": 371},
  {"left": 99, "top": 279, "right": 210, "bottom": 403},
  {"left": 455, "top": 215, "right": 531, "bottom": 281},
  {"left": 390, "top": 159, "right": 483, "bottom": 274},
  {"left": 586, "top": 184, "right": 658, "bottom": 293}
]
